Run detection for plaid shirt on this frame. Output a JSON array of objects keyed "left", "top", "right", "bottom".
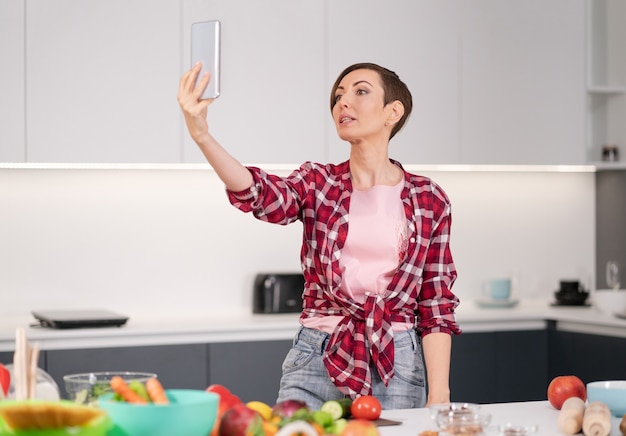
[{"left": 227, "top": 160, "right": 460, "bottom": 398}]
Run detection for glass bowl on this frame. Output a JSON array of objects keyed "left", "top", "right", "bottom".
[
  {"left": 429, "top": 403, "right": 481, "bottom": 420},
  {"left": 494, "top": 423, "right": 539, "bottom": 436},
  {"left": 3, "top": 364, "right": 60, "bottom": 401},
  {"left": 63, "top": 372, "right": 157, "bottom": 406},
  {"left": 432, "top": 405, "right": 491, "bottom": 436}
]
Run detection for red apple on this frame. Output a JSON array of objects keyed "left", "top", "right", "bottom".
[
  {"left": 340, "top": 419, "right": 380, "bottom": 436},
  {"left": 219, "top": 404, "right": 263, "bottom": 436},
  {"left": 547, "top": 375, "right": 587, "bottom": 410}
]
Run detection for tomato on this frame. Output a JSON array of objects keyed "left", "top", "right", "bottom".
[{"left": 350, "top": 395, "right": 382, "bottom": 421}]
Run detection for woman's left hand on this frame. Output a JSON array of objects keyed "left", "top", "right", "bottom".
[{"left": 177, "top": 62, "right": 214, "bottom": 146}]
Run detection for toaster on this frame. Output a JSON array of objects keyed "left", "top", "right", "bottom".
[{"left": 253, "top": 273, "right": 305, "bottom": 314}]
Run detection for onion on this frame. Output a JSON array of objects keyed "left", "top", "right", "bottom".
[
  {"left": 275, "top": 420, "right": 318, "bottom": 436},
  {"left": 271, "top": 399, "right": 309, "bottom": 418}
]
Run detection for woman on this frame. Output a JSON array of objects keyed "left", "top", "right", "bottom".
[{"left": 178, "top": 62, "right": 461, "bottom": 410}]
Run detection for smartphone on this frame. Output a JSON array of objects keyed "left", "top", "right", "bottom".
[{"left": 191, "top": 20, "right": 221, "bottom": 99}]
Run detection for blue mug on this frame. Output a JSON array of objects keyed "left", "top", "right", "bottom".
[{"left": 483, "top": 278, "right": 512, "bottom": 300}]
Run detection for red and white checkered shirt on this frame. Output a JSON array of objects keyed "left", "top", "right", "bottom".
[{"left": 227, "top": 160, "right": 460, "bottom": 398}]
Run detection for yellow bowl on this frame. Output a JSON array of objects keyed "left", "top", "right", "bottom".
[{"left": 0, "top": 400, "right": 111, "bottom": 436}]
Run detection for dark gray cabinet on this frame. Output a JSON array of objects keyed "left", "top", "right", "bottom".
[
  {"left": 449, "top": 332, "right": 498, "bottom": 403},
  {"left": 10, "top": 324, "right": 624, "bottom": 405},
  {"left": 0, "top": 351, "right": 45, "bottom": 371},
  {"left": 548, "top": 324, "right": 626, "bottom": 383},
  {"left": 41, "top": 340, "right": 293, "bottom": 404},
  {"left": 208, "top": 340, "right": 292, "bottom": 404},
  {"left": 449, "top": 330, "right": 548, "bottom": 404},
  {"left": 46, "top": 344, "right": 209, "bottom": 398},
  {"left": 0, "top": 352, "right": 12, "bottom": 366}
]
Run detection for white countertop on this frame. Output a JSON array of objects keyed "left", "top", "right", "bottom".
[
  {"left": 379, "top": 401, "right": 624, "bottom": 436},
  {"left": 0, "top": 299, "right": 625, "bottom": 352}
]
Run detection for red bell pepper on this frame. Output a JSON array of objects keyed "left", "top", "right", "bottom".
[
  {"left": 0, "top": 363, "right": 10, "bottom": 396},
  {"left": 206, "top": 384, "right": 242, "bottom": 436}
]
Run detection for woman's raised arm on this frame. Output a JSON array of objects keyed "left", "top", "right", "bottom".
[{"left": 177, "top": 63, "right": 253, "bottom": 192}]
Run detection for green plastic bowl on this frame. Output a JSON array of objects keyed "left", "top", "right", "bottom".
[
  {"left": 586, "top": 380, "right": 626, "bottom": 417},
  {"left": 98, "top": 389, "right": 218, "bottom": 436}
]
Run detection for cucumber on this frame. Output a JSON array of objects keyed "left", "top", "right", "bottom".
[
  {"left": 320, "top": 398, "right": 353, "bottom": 420},
  {"left": 312, "top": 410, "right": 334, "bottom": 429},
  {"left": 332, "top": 418, "right": 348, "bottom": 435}
]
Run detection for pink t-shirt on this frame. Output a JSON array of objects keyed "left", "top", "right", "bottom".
[{"left": 302, "top": 180, "right": 413, "bottom": 333}]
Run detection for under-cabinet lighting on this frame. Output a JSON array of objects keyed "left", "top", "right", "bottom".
[
  {"left": 0, "top": 162, "right": 213, "bottom": 170},
  {"left": 402, "top": 164, "right": 596, "bottom": 173},
  {"left": 0, "top": 162, "right": 599, "bottom": 173}
]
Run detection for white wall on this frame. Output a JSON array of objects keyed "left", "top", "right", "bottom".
[{"left": 0, "top": 167, "right": 595, "bottom": 317}]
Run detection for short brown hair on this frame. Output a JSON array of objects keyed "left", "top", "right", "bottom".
[{"left": 330, "top": 63, "right": 413, "bottom": 140}]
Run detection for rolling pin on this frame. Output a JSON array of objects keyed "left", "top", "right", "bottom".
[
  {"left": 582, "top": 401, "right": 611, "bottom": 436},
  {"left": 557, "top": 397, "right": 585, "bottom": 434}
]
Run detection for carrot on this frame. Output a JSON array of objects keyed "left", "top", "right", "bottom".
[
  {"left": 110, "top": 376, "right": 147, "bottom": 404},
  {"left": 146, "top": 377, "right": 169, "bottom": 404}
]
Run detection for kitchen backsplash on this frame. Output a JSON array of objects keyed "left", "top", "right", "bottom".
[{"left": 0, "top": 167, "right": 595, "bottom": 317}]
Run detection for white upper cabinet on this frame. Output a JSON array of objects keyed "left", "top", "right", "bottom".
[
  {"left": 459, "top": 0, "right": 586, "bottom": 165},
  {"left": 327, "top": 0, "right": 461, "bottom": 165},
  {"left": 181, "top": 0, "right": 327, "bottom": 165},
  {"left": 0, "top": 0, "right": 25, "bottom": 162},
  {"left": 0, "top": 0, "right": 592, "bottom": 165},
  {"left": 25, "top": 0, "right": 181, "bottom": 163}
]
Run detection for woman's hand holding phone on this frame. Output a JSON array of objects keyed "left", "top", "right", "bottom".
[{"left": 177, "top": 62, "right": 214, "bottom": 146}]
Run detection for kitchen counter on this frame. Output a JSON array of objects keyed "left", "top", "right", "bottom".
[
  {"left": 379, "top": 400, "right": 624, "bottom": 436},
  {"left": 0, "top": 299, "right": 625, "bottom": 352}
]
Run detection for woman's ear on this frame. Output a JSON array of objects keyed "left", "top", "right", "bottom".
[{"left": 386, "top": 100, "right": 405, "bottom": 126}]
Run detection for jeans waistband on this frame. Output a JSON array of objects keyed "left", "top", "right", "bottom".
[
  {"left": 295, "top": 326, "right": 330, "bottom": 353},
  {"left": 295, "top": 325, "right": 418, "bottom": 353}
]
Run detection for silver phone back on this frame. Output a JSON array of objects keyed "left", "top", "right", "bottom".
[{"left": 191, "top": 20, "right": 221, "bottom": 99}]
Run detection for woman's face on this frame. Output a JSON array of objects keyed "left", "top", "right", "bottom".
[{"left": 332, "top": 68, "right": 395, "bottom": 144}]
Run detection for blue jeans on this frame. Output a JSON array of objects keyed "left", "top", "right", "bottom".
[{"left": 276, "top": 326, "right": 426, "bottom": 410}]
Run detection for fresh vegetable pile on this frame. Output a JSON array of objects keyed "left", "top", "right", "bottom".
[{"left": 206, "top": 384, "right": 382, "bottom": 436}]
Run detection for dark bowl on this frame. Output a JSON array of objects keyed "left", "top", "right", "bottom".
[{"left": 554, "top": 290, "right": 589, "bottom": 306}]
